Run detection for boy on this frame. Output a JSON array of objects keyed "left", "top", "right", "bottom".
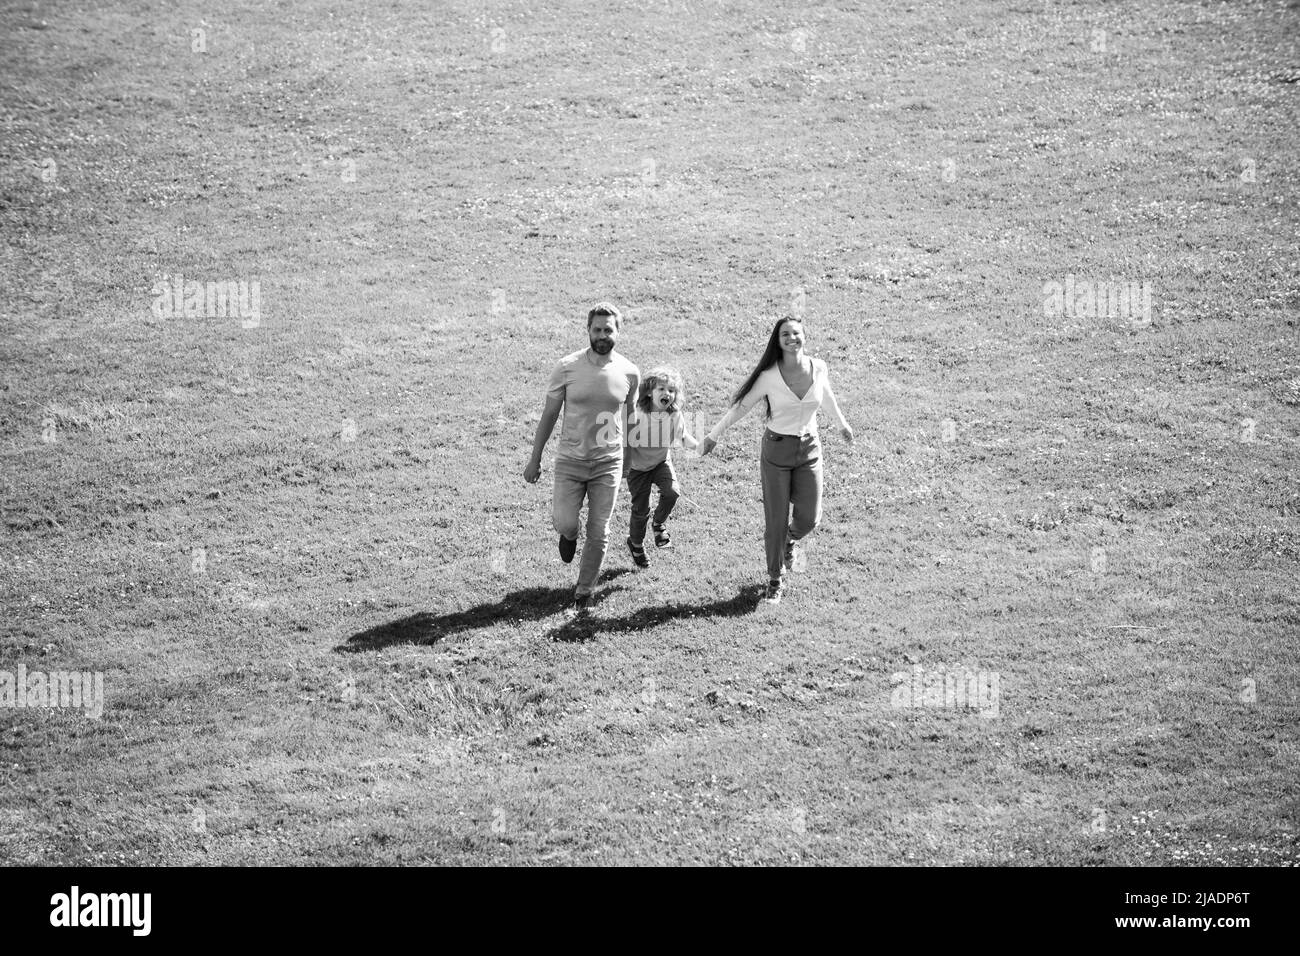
[{"left": 623, "top": 367, "right": 698, "bottom": 568}]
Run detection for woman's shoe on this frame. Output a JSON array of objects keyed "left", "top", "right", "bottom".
[
  {"left": 784, "top": 542, "right": 805, "bottom": 573},
  {"left": 653, "top": 525, "right": 672, "bottom": 549},
  {"left": 763, "top": 579, "right": 784, "bottom": 604},
  {"left": 627, "top": 537, "right": 649, "bottom": 568}
]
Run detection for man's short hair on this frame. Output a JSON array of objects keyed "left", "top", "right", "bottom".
[{"left": 587, "top": 302, "right": 622, "bottom": 329}]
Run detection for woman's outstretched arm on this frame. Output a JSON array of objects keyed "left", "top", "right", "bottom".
[{"left": 699, "top": 377, "right": 768, "bottom": 455}]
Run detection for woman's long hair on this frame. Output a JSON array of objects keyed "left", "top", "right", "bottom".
[{"left": 731, "top": 317, "right": 800, "bottom": 420}]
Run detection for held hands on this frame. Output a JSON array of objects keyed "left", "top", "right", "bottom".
[
  {"left": 840, "top": 425, "right": 854, "bottom": 443},
  {"left": 524, "top": 460, "right": 541, "bottom": 483},
  {"left": 698, "top": 436, "right": 717, "bottom": 457}
]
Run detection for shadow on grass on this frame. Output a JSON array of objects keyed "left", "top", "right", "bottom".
[
  {"left": 336, "top": 568, "right": 632, "bottom": 653},
  {"left": 549, "top": 582, "right": 767, "bottom": 643}
]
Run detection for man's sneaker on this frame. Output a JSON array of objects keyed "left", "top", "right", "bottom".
[
  {"left": 784, "top": 541, "right": 806, "bottom": 573},
  {"left": 653, "top": 525, "right": 672, "bottom": 549},
  {"left": 627, "top": 537, "right": 649, "bottom": 569},
  {"left": 572, "top": 594, "right": 591, "bottom": 616},
  {"left": 558, "top": 533, "right": 577, "bottom": 564},
  {"left": 763, "top": 578, "right": 784, "bottom": 604}
]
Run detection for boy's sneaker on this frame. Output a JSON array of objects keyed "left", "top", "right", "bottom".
[
  {"left": 627, "top": 537, "right": 649, "bottom": 569},
  {"left": 653, "top": 525, "right": 672, "bottom": 549},
  {"left": 558, "top": 533, "right": 577, "bottom": 564},
  {"left": 784, "top": 541, "right": 806, "bottom": 573},
  {"left": 763, "top": 579, "right": 784, "bottom": 604},
  {"left": 571, "top": 594, "right": 591, "bottom": 616}
]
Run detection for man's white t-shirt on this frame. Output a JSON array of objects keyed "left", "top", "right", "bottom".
[{"left": 546, "top": 349, "right": 640, "bottom": 461}]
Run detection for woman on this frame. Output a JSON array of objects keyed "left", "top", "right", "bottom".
[{"left": 699, "top": 317, "right": 853, "bottom": 604}]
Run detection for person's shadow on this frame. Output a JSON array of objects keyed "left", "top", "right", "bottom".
[
  {"left": 547, "top": 582, "right": 766, "bottom": 643},
  {"left": 336, "top": 569, "right": 633, "bottom": 653},
  {"left": 335, "top": 571, "right": 765, "bottom": 652}
]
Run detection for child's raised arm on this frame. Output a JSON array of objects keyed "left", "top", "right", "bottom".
[{"left": 673, "top": 410, "right": 700, "bottom": 451}]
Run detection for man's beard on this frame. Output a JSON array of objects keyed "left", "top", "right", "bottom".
[{"left": 590, "top": 339, "right": 613, "bottom": 354}]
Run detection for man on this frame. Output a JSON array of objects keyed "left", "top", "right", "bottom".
[{"left": 524, "top": 303, "right": 639, "bottom": 615}]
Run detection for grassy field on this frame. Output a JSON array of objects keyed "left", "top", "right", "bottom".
[{"left": 1, "top": 0, "right": 1297, "bottom": 865}]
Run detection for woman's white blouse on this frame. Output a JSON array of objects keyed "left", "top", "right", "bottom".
[{"left": 709, "top": 358, "right": 848, "bottom": 440}]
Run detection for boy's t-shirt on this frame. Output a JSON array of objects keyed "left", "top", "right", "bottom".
[
  {"left": 546, "top": 348, "right": 640, "bottom": 462},
  {"left": 625, "top": 409, "right": 685, "bottom": 472}
]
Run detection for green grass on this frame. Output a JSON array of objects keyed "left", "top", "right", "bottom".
[{"left": 1, "top": 0, "right": 1297, "bottom": 865}]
